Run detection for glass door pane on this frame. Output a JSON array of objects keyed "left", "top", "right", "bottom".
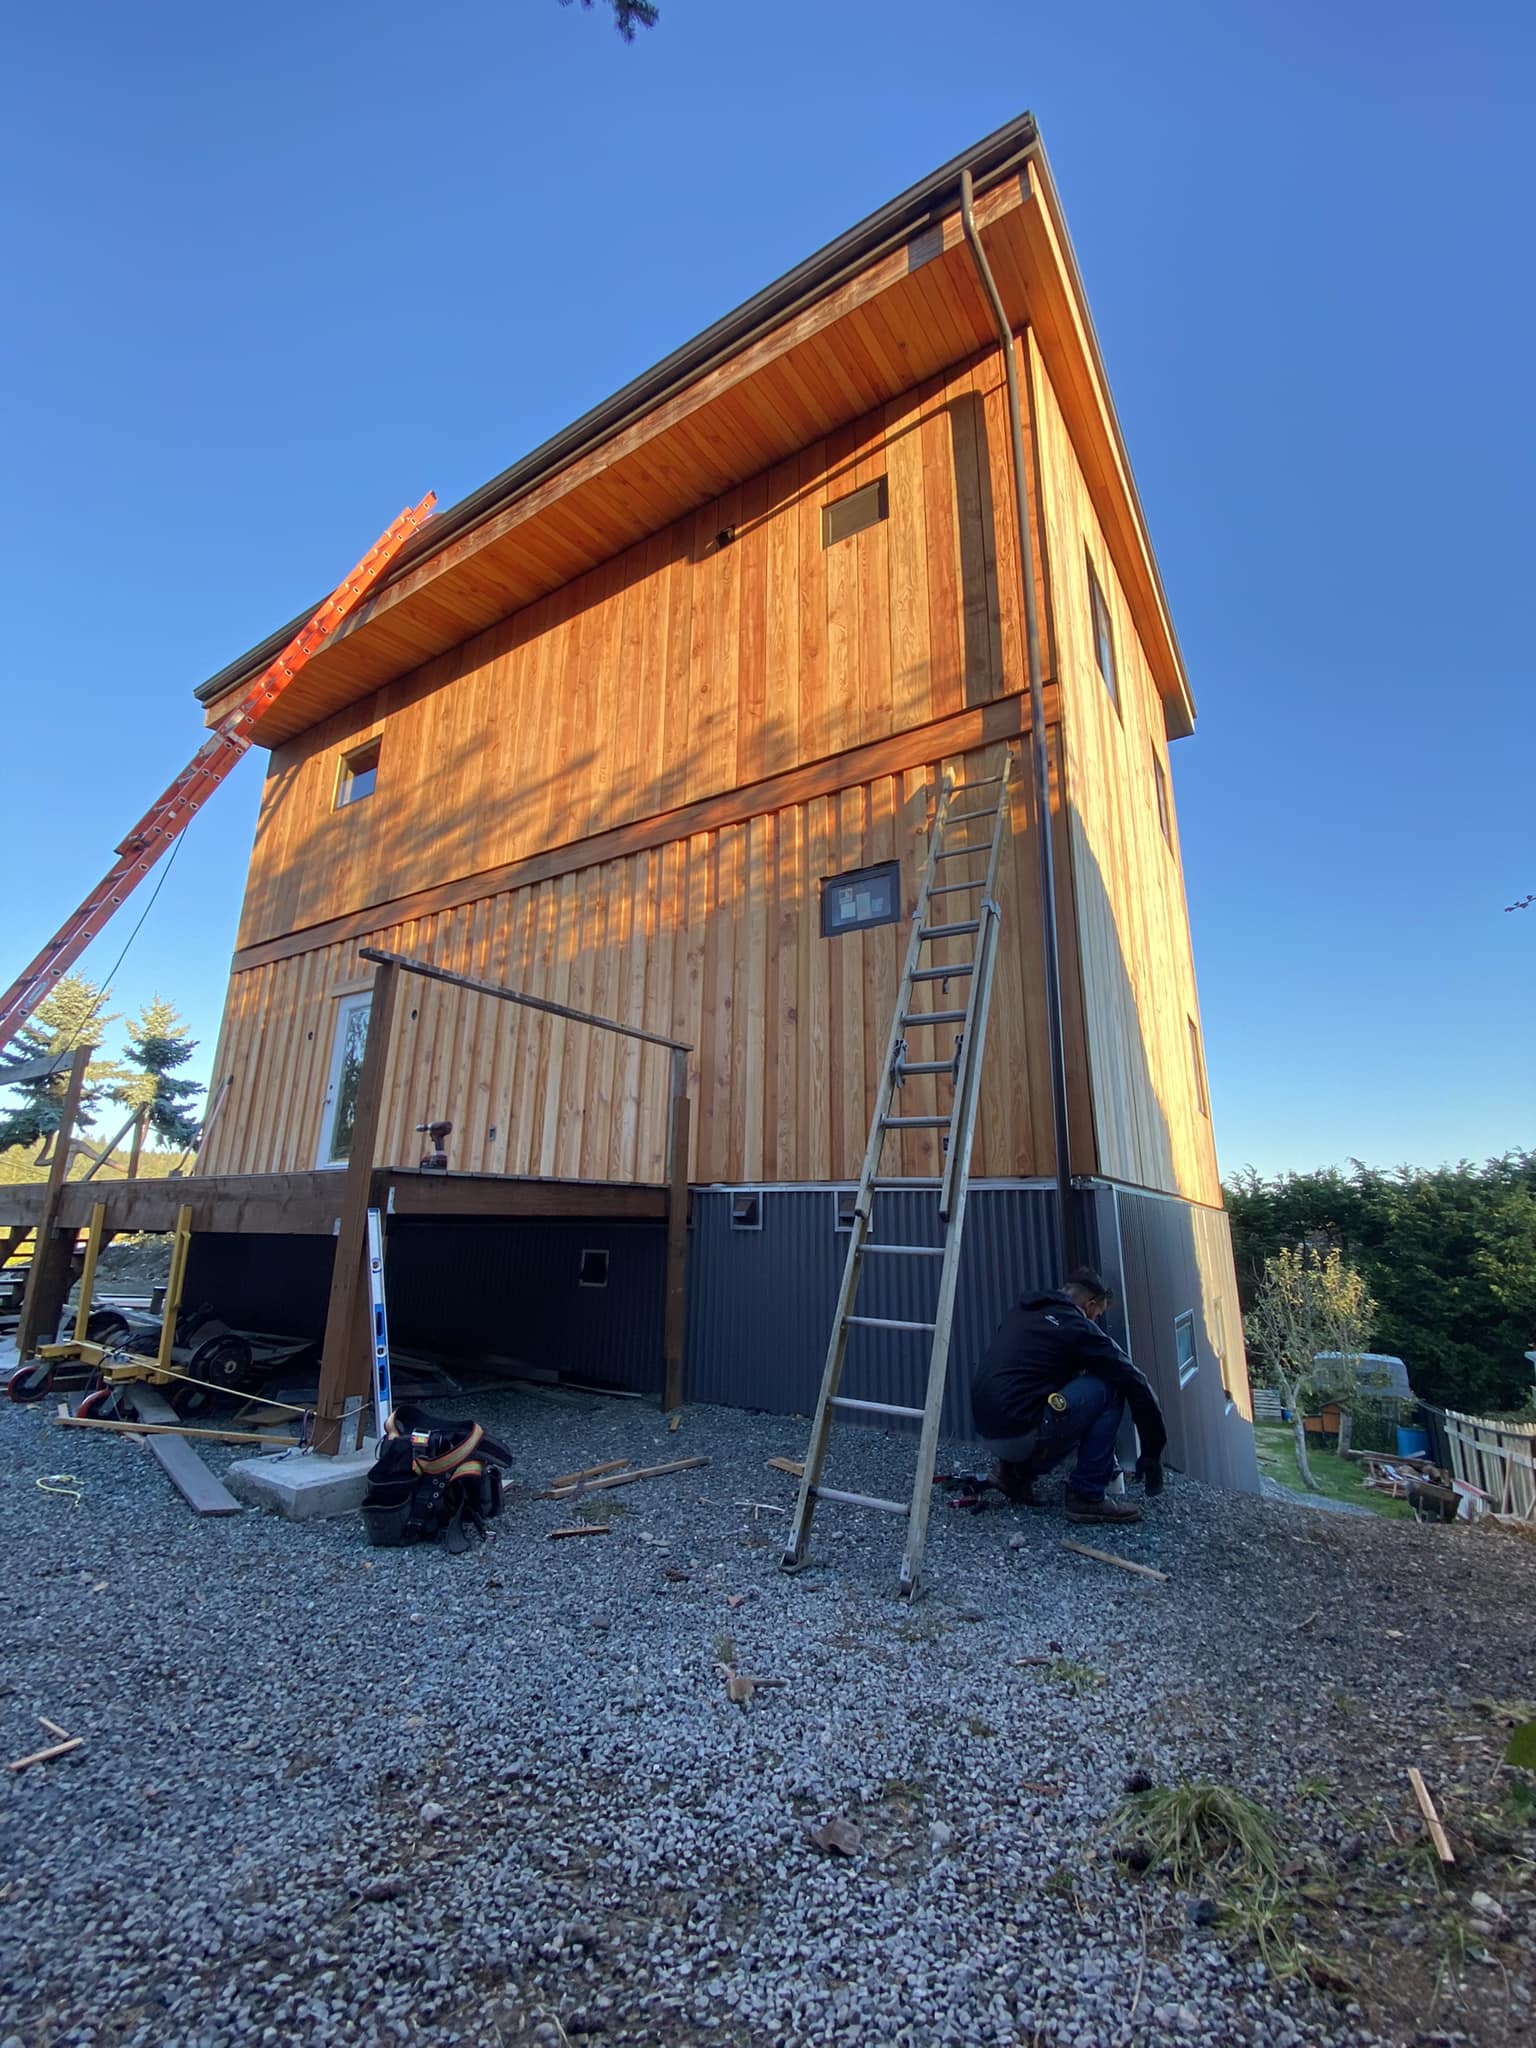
[{"left": 319, "top": 994, "right": 372, "bottom": 1167}]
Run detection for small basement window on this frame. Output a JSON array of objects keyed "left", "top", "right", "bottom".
[
  {"left": 1153, "top": 749, "right": 1171, "bottom": 844},
  {"left": 1175, "top": 1311, "right": 1198, "bottom": 1387},
  {"left": 578, "top": 1248, "right": 609, "bottom": 1288},
  {"left": 335, "top": 738, "right": 381, "bottom": 808},
  {"left": 730, "top": 1190, "right": 763, "bottom": 1232},
  {"left": 1086, "top": 553, "right": 1119, "bottom": 713},
  {"left": 834, "top": 1188, "right": 860, "bottom": 1232},
  {"left": 1188, "top": 1016, "right": 1208, "bottom": 1117},
  {"left": 822, "top": 477, "right": 888, "bottom": 547},
  {"left": 821, "top": 859, "right": 901, "bottom": 937}
]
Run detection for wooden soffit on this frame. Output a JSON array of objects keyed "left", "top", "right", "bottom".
[{"left": 203, "top": 146, "right": 1194, "bottom": 746}]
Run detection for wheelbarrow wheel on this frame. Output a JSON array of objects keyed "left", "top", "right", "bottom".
[{"left": 6, "top": 1360, "right": 55, "bottom": 1404}]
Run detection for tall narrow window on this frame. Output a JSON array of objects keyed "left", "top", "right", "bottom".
[
  {"left": 1086, "top": 554, "right": 1119, "bottom": 713},
  {"left": 1175, "top": 1311, "right": 1198, "bottom": 1387},
  {"left": 1153, "top": 749, "right": 1171, "bottom": 844},
  {"left": 1188, "top": 1016, "right": 1208, "bottom": 1117},
  {"left": 319, "top": 993, "right": 371, "bottom": 1166},
  {"left": 335, "top": 737, "right": 381, "bottom": 809}
]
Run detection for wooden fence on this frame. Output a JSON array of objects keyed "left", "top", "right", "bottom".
[{"left": 1427, "top": 1406, "right": 1536, "bottom": 1521}]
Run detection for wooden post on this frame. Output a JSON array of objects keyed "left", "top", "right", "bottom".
[
  {"left": 314, "top": 962, "right": 399, "bottom": 1455},
  {"left": 127, "top": 1105, "right": 148, "bottom": 1180},
  {"left": 15, "top": 1046, "right": 91, "bottom": 1358},
  {"left": 662, "top": 1047, "right": 691, "bottom": 1412}
]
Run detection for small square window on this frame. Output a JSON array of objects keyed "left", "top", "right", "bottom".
[
  {"left": 1175, "top": 1310, "right": 1198, "bottom": 1387},
  {"left": 730, "top": 1191, "right": 763, "bottom": 1232},
  {"left": 1086, "top": 554, "right": 1119, "bottom": 713},
  {"left": 1188, "top": 1017, "right": 1208, "bottom": 1118},
  {"left": 822, "top": 477, "right": 888, "bottom": 547},
  {"left": 820, "top": 860, "right": 901, "bottom": 938},
  {"left": 578, "top": 1248, "right": 609, "bottom": 1288},
  {"left": 336, "top": 738, "right": 381, "bottom": 809},
  {"left": 833, "top": 1189, "right": 860, "bottom": 1232},
  {"left": 1153, "top": 750, "right": 1171, "bottom": 844}
]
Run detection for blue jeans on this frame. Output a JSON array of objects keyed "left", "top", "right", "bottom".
[{"left": 1031, "top": 1373, "right": 1125, "bottom": 1501}]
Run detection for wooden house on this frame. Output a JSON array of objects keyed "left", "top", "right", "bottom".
[{"left": 23, "top": 116, "right": 1258, "bottom": 1486}]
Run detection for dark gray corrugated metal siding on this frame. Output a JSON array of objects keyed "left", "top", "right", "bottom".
[
  {"left": 184, "top": 1234, "right": 334, "bottom": 1336},
  {"left": 684, "top": 1185, "right": 1068, "bottom": 1441},
  {"left": 1092, "top": 1186, "right": 1259, "bottom": 1493}
]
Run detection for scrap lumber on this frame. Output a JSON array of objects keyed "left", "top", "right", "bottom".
[
  {"left": 543, "top": 1455, "right": 708, "bottom": 1499},
  {"left": 548, "top": 1525, "right": 612, "bottom": 1540},
  {"left": 1407, "top": 1767, "right": 1456, "bottom": 1864},
  {"left": 38, "top": 1717, "right": 71, "bottom": 1740},
  {"left": 1060, "top": 1541, "right": 1170, "bottom": 1583},
  {"left": 9, "top": 1736, "right": 82, "bottom": 1772},
  {"left": 55, "top": 1409, "right": 292, "bottom": 1448},
  {"left": 546, "top": 1458, "right": 629, "bottom": 1490},
  {"left": 767, "top": 1457, "right": 805, "bottom": 1477}
]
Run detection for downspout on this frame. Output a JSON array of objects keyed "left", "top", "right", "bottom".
[{"left": 959, "top": 168, "right": 1078, "bottom": 1271}]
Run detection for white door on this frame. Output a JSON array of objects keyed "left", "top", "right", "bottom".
[{"left": 317, "top": 993, "right": 372, "bottom": 1168}]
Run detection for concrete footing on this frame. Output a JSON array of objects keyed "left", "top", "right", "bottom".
[{"left": 225, "top": 1445, "right": 376, "bottom": 1522}]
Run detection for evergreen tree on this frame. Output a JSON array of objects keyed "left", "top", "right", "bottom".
[
  {"left": 0, "top": 975, "right": 122, "bottom": 1150},
  {"left": 115, "top": 997, "right": 204, "bottom": 1151},
  {"left": 559, "top": 0, "right": 659, "bottom": 40}
]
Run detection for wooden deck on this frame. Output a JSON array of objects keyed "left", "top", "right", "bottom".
[{"left": 0, "top": 1168, "right": 671, "bottom": 1240}]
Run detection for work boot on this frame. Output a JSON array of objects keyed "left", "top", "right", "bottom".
[
  {"left": 1064, "top": 1491, "right": 1142, "bottom": 1526},
  {"left": 991, "top": 1460, "right": 1041, "bottom": 1506}
]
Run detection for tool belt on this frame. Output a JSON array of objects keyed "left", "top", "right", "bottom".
[{"left": 361, "top": 1403, "right": 512, "bottom": 1554}]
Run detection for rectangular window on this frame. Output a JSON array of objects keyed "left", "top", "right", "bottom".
[
  {"left": 1188, "top": 1016, "right": 1208, "bottom": 1117},
  {"left": 1086, "top": 554, "right": 1119, "bottom": 713},
  {"left": 730, "top": 1190, "right": 763, "bottom": 1232},
  {"left": 1175, "top": 1311, "right": 1198, "bottom": 1387},
  {"left": 833, "top": 1188, "right": 860, "bottom": 1232},
  {"left": 335, "top": 738, "right": 381, "bottom": 809},
  {"left": 1153, "top": 749, "right": 1171, "bottom": 844},
  {"left": 820, "top": 859, "right": 901, "bottom": 937},
  {"left": 318, "top": 993, "right": 371, "bottom": 1166},
  {"left": 822, "top": 477, "right": 888, "bottom": 547},
  {"left": 578, "top": 1248, "right": 610, "bottom": 1288}
]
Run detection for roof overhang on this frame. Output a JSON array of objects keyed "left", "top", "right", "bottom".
[{"left": 198, "top": 114, "right": 1195, "bottom": 745}]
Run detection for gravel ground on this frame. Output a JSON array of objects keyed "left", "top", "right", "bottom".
[{"left": 3, "top": 1340, "right": 1534, "bottom": 2048}]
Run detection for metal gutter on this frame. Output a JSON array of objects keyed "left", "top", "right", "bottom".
[
  {"left": 959, "top": 167, "right": 1078, "bottom": 1272},
  {"left": 196, "top": 112, "right": 1041, "bottom": 706}
]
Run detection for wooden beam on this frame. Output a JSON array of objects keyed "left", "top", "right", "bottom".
[
  {"left": 315, "top": 960, "right": 400, "bottom": 1454},
  {"left": 15, "top": 1046, "right": 90, "bottom": 1358},
  {"left": 663, "top": 1048, "right": 691, "bottom": 1411},
  {"left": 359, "top": 948, "right": 689, "bottom": 1053},
  {"left": 375, "top": 1168, "right": 668, "bottom": 1223}
]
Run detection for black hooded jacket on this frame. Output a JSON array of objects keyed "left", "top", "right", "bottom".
[{"left": 971, "top": 1289, "right": 1168, "bottom": 1462}]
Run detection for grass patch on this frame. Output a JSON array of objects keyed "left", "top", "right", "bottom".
[
  {"left": 1046, "top": 1658, "right": 1105, "bottom": 1698},
  {"left": 1252, "top": 1423, "right": 1410, "bottom": 1518},
  {"left": 1116, "top": 1780, "right": 1280, "bottom": 1888}
]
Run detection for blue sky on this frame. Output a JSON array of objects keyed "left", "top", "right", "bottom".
[{"left": 3, "top": 0, "right": 1532, "bottom": 1177}]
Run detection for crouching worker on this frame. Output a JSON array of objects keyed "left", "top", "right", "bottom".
[{"left": 970, "top": 1267, "right": 1167, "bottom": 1526}]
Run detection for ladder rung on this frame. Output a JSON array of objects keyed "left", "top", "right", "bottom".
[
  {"left": 933, "top": 848, "right": 989, "bottom": 861},
  {"left": 900, "top": 1009, "right": 968, "bottom": 1025},
  {"left": 810, "top": 1485, "right": 908, "bottom": 1516},
  {"left": 950, "top": 773, "right": 1005, "bottom": 788},
  {"left": 944, "top": 808, "right": 998, "bottom": 825},
  {"left": 871, "top": 1176, "right": 943, "bottom": 1188},
  {"left": 844, "top": 1314, "right": 938, "bottom": 1333},
  {"left": 910, "top": 964, "right": 975, "bottom": 981},
  {"left": 899, "top": 1060, "right": 956, "bottom": 1076},
  {"left": 831, "top": 1396, "right": 926, "bottom": 1420},
  {"left": 860, "top": 1243, "right": 945, "bottom": 1256},
  {"left": 920, "top": 920, "right": 981, "bottom": 940},
  {"left": 928, "top": 881, "right": 986, "bottom": 896},
  {"left": 882, "top": 1114, "right": 952, "bottom": 1128}
]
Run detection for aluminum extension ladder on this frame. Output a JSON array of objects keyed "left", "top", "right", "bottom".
[{"left": 783, "top": 753, "right": 1016, "bottom": 1596}]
